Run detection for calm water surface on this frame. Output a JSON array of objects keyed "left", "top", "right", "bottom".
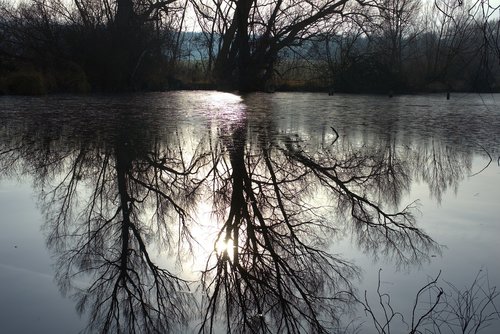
[{"left": 1, "top": 92, "right": 499, "bottom": 333}]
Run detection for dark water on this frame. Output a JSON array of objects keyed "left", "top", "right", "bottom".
[{"left": 1, "top": 91, "right": 499, "bottom": 333}]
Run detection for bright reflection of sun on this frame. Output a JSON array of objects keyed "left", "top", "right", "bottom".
[
  {"left": 202, "top": 91, "right": 246, "bottom": 124},
  {"left": 208, "top": 91, "right": 243, "bottom": 104},
  {"left": 215, "top": 237, "right": 235, "bottom": 257},
  {"left": 176, "top": 201, "right": 237, "bottom": 277}
]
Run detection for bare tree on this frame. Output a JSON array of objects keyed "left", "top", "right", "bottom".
[
  {"left": 192, "top": 0, "right": 378, "bottom": 91},
  {"left": 0, "top": 0, "right": 187, "bottom": 91},
  {"left": 370, "top": 0, "right": 422, "bottom": 90}
]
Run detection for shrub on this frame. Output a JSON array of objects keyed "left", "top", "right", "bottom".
[{"left": 4, "top": 70, "right": 47, "bottom": 95}]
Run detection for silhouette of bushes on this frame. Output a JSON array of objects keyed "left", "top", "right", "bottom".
[{"left": 2, "top": 69, "right": 46, "bottom": 95}]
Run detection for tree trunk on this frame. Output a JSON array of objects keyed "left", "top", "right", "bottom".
[{"left": 111, "top": 0, "right": 137, "bottom": 90}]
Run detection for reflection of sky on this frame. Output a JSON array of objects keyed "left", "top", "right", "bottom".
[
  {"left": 419, "top": 156, "right": 500, "bottom": 283},
  {"left": 1, "top": 264, "right": 84, "bottom": 333},
  {"left": 0, "top": 180, "right": 85, "bottom": 333},
  {"left": 334, "top": 156, "right": 500, "bottom": 333}
]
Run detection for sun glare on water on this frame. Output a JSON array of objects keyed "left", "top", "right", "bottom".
[
  {"left": 180, "top": 202, "right": 239, "bottom": 275},
  {"left": 215, "top": 237, "right": 235, "bottom": 257}
]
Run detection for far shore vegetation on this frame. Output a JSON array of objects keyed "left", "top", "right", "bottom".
[{"left": 1, "top": 0, "right": 499, "bottom": 95}]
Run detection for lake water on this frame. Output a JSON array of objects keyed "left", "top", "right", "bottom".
[{"left": 1, "top": 91, "right": 499, "bottom": 333}]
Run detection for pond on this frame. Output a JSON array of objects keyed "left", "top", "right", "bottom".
[{"left": 1, "top": 91, "right": 499, "bottom": 333}]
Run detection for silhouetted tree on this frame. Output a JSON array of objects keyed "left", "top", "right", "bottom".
[
  {"left": 374, "top": 0, "right": 422, "bottom": 90},
  {"left": 0, "top": 0, "right": 186, "bottom": 92},
  {"left": 192, "top": 0, "right": 374, "bottom": 91}
]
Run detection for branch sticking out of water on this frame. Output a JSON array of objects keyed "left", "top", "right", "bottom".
[
  {"left": 354, "top": 268, "right": 500, "bottom": 334},
  {"left": 469, "top": 144, "right": 492, "bottom": 177}
]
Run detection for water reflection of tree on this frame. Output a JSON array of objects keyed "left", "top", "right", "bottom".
[
  {"left": 0, "top": 109, "right": 202, "bottom": 333},
  {"left": 0, "top": 98, "right": 479, "bottom": 333},
  {"left": 413, "top": 139, "right": 472, "bottom": 203},
  {"left": 49, "top": 138, "right": 197, "bottom": 333},
  {"left": 197, "top": 115, "right": 441, "bottom": 332},
  {"left": 198, "top": 121, "right": 359, "bottom": 333}
]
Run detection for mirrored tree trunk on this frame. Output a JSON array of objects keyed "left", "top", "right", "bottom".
[{"left": 0, "top": 94, "right": 461, "bottom": 333}]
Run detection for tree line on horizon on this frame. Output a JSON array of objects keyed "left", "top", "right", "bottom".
[{"left": 0, "top": 0, "right": 499, "bottom": 94}]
